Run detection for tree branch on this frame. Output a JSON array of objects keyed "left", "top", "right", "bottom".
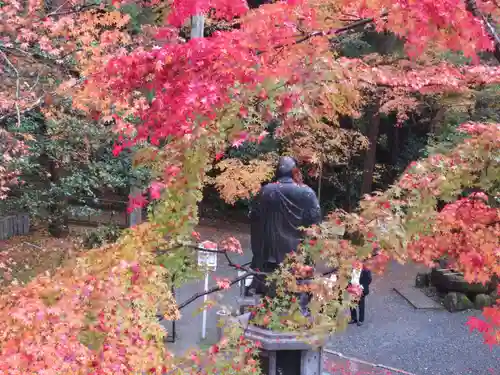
[
  {"left": 174, "top": 267, "right": 338, "bottom": 311},
  {"left": 46, "top": 3, "right": 98, "bottom": 17},
  {"left": 155, "top": 243, "right": 267, "bottom": 275},
  {"left": 177, "top": 272, "right": 254, "bottom": 310},
  {"left": 295, "top": 12, "right": 388, "bottom": 46},
  {"left": 156, "top": 238, "right": 339, "bottom": 313},
  {"left": 0, "top": 76, "right": 84, "bottom": 125},
  {"left": 0, "top": 49, "right": 21, "bottom": 127},
  {"left": 465, "top": 0, "right": 500, "bottom": 63},
  {"left": 253, "top": 12, "right": 387, "bottom": 56},
  {"left": 0, "top": 96, "right": 44, "bottom": 125},
  {"left": 0, "top": 46, "right": 80, "bottom": 77}
]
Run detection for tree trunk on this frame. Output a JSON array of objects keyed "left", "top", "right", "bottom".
[
  {"left": 128, "top": 186, "right": 143, "bottom": 227},
  {"left": 380, "top": 31, "right": 398, "bottom": 55},
  {"left": 39, "top": 120, "right": 69, "bottom": 238},
  {"left": 361, "top": 106, "right": 381, "bottom": 195},
  {"left": 47, "top": 159, "right": 69, "bottom": 238},
  {"left": 429, "top": 106, "right": 447, "bottom": 135},
  {"left": 465, "top": 0, "right": 500, "bottom": 63},
  {"left": 190, "top": 15, "right": 205, "bottom": 39},
  {"left": 389, "top": 125, "right": 400, "bottom": 165}
]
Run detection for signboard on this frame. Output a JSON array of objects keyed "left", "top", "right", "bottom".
[
  {"left": 197, "top": 241, "right": 218, "bottom": 271},
  {"left": 330, "top": 224, "right": 346, "bottom": 236},
  {"left": 238, "top": 270, "right": 253, "bottom": 288},
  {"left": 197, "top": 240, "right": 217, "bottom": 340}
]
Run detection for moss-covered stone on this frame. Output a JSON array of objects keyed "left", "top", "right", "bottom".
[
  {"left": 415, "top": 272, "right": 430, "bottom": 288},
  {"left": 431, "top": 269, "right": 493, "bottom": 294},
  {"left": 443, "top": 292, "right": 474, "bottom": 312},
  {"left": 490, "top": 290, "right": 499, "bottom": 302},
  {"left": 474, "top": 294, "right": 493, "bottom": 310}
]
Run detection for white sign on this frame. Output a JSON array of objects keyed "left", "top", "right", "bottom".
[
  {"left": 197, "top": 241, "right": 217, "bottom": 340},
  {"left": 330, "top": 224, "right": 346, "bottom": 236},
  {"left": 238, "top": 270, "right": 253, "bottom": 288},
  {"left": 197, "top": 241, "right": 218, "bottom": 272}
]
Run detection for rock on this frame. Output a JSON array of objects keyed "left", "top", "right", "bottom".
[
  {"left": 430, "top": 268, "right": 493, "bottom": 294},
  {"left": 443, "top": 292, "right": 474, "bottom": 312},
  {"left": 415, "top": 272, "right": 430, "bottom": 288},
  {"left": 474, "top": 294, "right": 493, "bottom": 310},
  {"left": 489, "top": 290, "right": 499, "bottom": 302},
  {"left": 437, "top": 258, "right": 449, "bottom": 269}
]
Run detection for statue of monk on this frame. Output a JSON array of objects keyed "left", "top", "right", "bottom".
[{"left": 247, "top": 156, "right": 321, "bottom": 297}]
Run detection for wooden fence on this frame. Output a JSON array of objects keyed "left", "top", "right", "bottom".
[
  {"left": 0, "top": 194, "right": 143, "bottom": 239},
  {"left": 0, "top": 213, "right": 30, "bottom": 240},
  {"left": 67, "top": 196, "right": 144, "bottom": 229}
]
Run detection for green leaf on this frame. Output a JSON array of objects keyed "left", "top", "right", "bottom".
[{"left": 78, "top": 330, "right": 106, "bottom": 351}]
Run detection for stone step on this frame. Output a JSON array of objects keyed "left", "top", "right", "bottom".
[{"left": 394, "top": 285, "right": 444, "bottom": 310}]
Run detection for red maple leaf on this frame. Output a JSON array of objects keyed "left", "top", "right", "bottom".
[{"left": 466, "top": 316, "right": 490, "bottom": 333}]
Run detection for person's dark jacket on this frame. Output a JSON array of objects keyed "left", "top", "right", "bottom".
[
  {"left": 360, "top": 267, "right": 373, "bottom": 296},
  {"left": 249, "top": 157, "right": 321, "bottom": 270}
]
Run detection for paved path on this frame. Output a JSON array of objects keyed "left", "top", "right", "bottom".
[
  {"left": 323, "top": 350, "right": 417, "bottom": 375},
  {"left": 326, "top": 261, "right": 499, "bottom": 375},
  {"left": 162, "top": 222, "right": 252, "bottom": 355},
  {"left": 163, "top": 222, "right": 500, "bottom": 374}
]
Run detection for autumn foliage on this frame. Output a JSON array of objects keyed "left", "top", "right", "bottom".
[
  {"left": 348, "top": 123, "right": 500, "bottom": 348},
  {"left": 0, "top": 0, "right": 499, "bottom": 374}
]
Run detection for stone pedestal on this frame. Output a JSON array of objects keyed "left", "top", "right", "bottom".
[
  {"left": 257, "top": 347, "right": 322, "bottom": 375},
  {"left": 236, "top": 294, "right": 261, "bottom": 315},
  {"left": 229, "top": 314, "right": 323, "bottom": 375}
]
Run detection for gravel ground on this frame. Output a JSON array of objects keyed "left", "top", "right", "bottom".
[
  {"left": 326, "top": 261, "right": 500, "bottom": 375},
  {"left": 165, "top": 222, "right": 499, "bottom": 374}
]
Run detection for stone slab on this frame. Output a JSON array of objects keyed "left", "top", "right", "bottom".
[
  {"left": 238, "top": 321, "right": 321, "bottom": 351},
  {"left": 393, "top": 286, "right": 444, "bottom": 310}
]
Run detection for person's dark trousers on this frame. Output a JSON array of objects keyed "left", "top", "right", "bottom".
[
  {"left": 350, "top": 294, "right": 366, "bottom": 323},
  {"left": 350, "top": 268, "right": 371, "bottom": 324}
]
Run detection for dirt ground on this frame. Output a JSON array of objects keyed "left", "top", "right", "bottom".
[
  {"left": 0, "top": 228, "right": 82, "bottom": 288},
  {"left": 0, "top": 218, "right": 244, "bottom": 290}
]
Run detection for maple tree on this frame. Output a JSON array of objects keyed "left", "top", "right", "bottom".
[{"left": 0, "top": 0, "right": 499, "bottom": 374}]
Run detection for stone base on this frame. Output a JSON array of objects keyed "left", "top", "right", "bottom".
[
  {"left": 259, "top": 349, "right": 322, "bottom": 375},
  {"left": 229, "top": 315, "right": 323, "bottom": 375},
  {"left": 443, "top": 292, "right": 473, "bottom": 312},
  {"left": 236, "top": 295, "right": 261, "bottom": 315}
]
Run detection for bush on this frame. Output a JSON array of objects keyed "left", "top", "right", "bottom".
[{"left": 82, "top": 224, "right": 123, "bottom": 249}]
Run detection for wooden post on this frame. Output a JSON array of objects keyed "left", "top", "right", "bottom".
[
  {"left": 128, "top": 186, "right": 143, "bottom": 227},
  {"left": 190, "top": 15, "right": 205, "bottom": 39},
  {"left": 360, "top": 102, "right": 381, "bottom": 195}
]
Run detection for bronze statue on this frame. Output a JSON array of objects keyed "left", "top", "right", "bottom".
[{"left": 247, "top": 156, "right": 321, "bottom": 303}]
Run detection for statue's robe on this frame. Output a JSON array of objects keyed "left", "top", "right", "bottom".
[{"left": 249, "top": 176, "right": 321, "bottom": 272}]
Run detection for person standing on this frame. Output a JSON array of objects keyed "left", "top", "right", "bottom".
[{"left": 349, "top": 263, "right": 372, "bottom": 326}]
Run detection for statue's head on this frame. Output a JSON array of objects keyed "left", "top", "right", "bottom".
[{"left": 275, "top": 156, "right": 297, "bottom": 179}]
